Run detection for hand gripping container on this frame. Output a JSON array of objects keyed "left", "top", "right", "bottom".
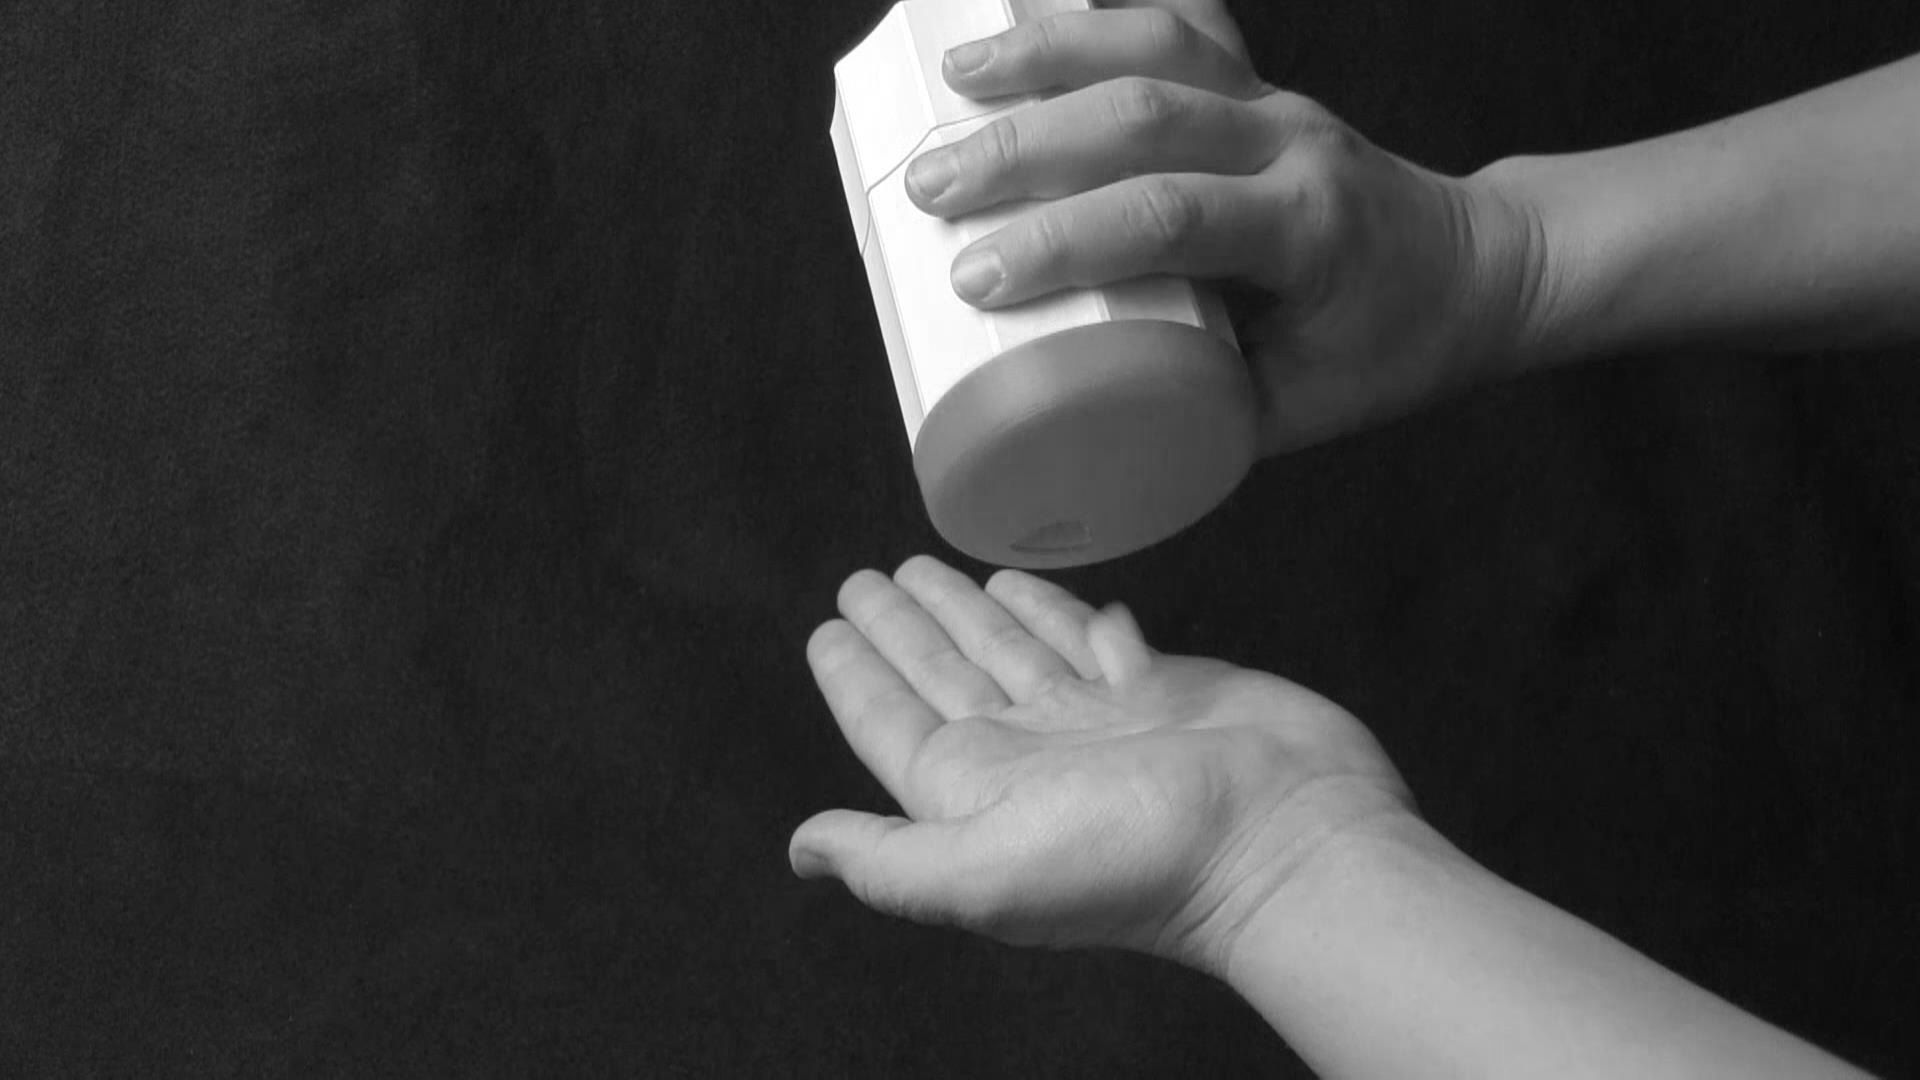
[{"left": 829, "top": 0, "right": 1258, "bottom": 568}]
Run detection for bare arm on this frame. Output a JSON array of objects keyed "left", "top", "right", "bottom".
[
  {"left": 812, "top": 12, "right": 1910, "bottom": 1074},
  {"left": 1216, "top": 59, "right": 1920, "bottom": 1076},
  {"left": 1224, "top": 815, "right": 1874, "bottom": 1080},
  {"left": 1488, "top": 51, "right": 1920, "bottom": 366}
]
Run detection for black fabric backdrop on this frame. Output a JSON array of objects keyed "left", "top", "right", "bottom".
[{"left": 3, "top": 0, "right": 1918, "bottom": 1075}]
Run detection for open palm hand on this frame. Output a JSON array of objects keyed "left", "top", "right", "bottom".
[{"left": 790, "top": 556, "right": 1417, "bottom": 977}]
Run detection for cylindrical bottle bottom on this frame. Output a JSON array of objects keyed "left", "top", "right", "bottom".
[{"left": 912, "top": 319, "right": 1256, "bottom": 569}]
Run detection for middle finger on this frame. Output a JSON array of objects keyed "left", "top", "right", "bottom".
[
  {"left": 838, "top": 568, "right": 1012, "bottom": 721},
  {"left": 893, "top": 555, "right": 1081, "bottom": 704}
]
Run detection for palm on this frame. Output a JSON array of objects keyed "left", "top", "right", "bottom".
[{"left": 791, "top": 556, "right": 1412, "bottom": 975}]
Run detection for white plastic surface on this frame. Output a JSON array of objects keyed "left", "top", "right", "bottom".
[{"left": 830, "top": 0, "right": 1238, "bottom": 448}]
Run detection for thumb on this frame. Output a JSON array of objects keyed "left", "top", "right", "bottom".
[
  {"left": 1088, "top": 603, "right": 1153, "bottom": 686},
  {"left": 789, "top": 809, "right": 1007, "bottom": 928}
]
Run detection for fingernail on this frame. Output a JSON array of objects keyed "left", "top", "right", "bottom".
[
  {"left": 945, "top": 41, "right": 992, "bottom": 77},
  {"left": 791, "top": 847, "right": 828, "bottom": 878},
  {"left": 952, "top": 248, "right": 1003, "bottom": 303},
  {"left": 906, "top": 151, "right": 955, "bottom": 203}
]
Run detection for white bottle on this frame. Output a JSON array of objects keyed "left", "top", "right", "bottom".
[{"left": 830, "top": 0, "right": 1257, "bottom": 568}]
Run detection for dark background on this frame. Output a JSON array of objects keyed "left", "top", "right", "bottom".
[{"left": 3, "top": 0, "right": 1917, "bottom": 1075}]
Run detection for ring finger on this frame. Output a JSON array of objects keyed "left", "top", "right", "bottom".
[{"left": 892, "top": 555, "right": 1080, "bottom": 703}]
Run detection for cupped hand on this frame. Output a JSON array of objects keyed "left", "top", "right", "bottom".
[
  {"left": 788, "top": 556, "right": 1417, "bottom": 977},
  {"left": 905, "top": 0, "right": 1547, "bottom": 455}
]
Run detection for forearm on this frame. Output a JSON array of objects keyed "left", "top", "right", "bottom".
[
  {"left": 1481, "top": 50, "right": 1920, "bottom": 367},
  {"left": 1224, "top": 816, "right": 1870, "bottom": 1079}
]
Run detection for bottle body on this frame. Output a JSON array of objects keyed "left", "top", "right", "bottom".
[{"left": 830, "top": 0, "right": 1256, "bottom": 567}]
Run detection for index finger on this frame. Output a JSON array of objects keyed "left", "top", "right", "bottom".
[{"left": 807, "top": 618, "right": 945, "bottom": 818}]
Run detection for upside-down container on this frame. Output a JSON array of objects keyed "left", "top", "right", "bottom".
[{"left": 829, "top": 0, "right": 1257, "bottom": 568}]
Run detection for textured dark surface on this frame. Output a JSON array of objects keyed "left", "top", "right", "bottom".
[{"left": 3, "top": 1, "right": 1918, "bottom": 1076}]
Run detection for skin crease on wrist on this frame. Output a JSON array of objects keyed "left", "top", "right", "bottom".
[{"left": 1220, "top": 814, "right": 1879, "bottom": 1080}]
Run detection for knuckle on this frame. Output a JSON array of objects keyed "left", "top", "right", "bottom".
[
  {"left": 1254, "top": 90, "right": 1347, "bottom": 151},
  {"left": 1107, "top": 77, "right": 1180, "bottom": 140},
  {"left": 914, "top": 636, "right": 963, "bottom": 674},
  {"left": 1302, "top": 118, "right": 1364, "bottom": 169},
  {"left": 1025, "top": 13, "right": 1068, "bottom": 61},
  {"left": 1129, "top": 177, "right": 1204, "bottom": 256},
  {"left": 973, "top": 114, "right": 1023, "bottom": 175},
  {"left": 1286, "top": 141, "right": 1343, "bottom": 199},
  {"left": 1282, "top": 134, "right": 1358, "bottom": 237},
  {"left": 1255, "top": 87, "right": 1333, "bottom": 128},
  {"left": 1022, "top": 210, "right": 1072, "bottom": 274},
  {"left": 1139, "top": 7, "right": 1190, "bottom": 55},
  {"left": 998, "top": 14, "right": 1064, "bottom": 75},
  {"left": 976, "top": 619, "right": 1027, "bottom": 659}
]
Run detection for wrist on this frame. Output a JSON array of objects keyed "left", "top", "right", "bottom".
[
  {"left": 1465, "top": 151, "right": 1613, "bottom": 373},
  {"left": 1218, "top": 808, "right": 1466, "bottom": 996},
  {"left": 1216, "top": 786, "right": 1875, "bottom": 1080}
]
